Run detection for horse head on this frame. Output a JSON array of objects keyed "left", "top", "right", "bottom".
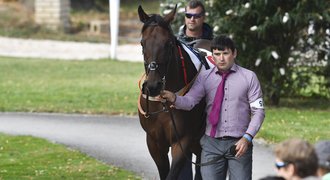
[{"left": 138, "top": 5, "right": 177, "bottom": 97}]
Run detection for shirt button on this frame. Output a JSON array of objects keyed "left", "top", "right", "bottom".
[
  {"left": 225, "top": 120, "right": 227, "bottom": 122},
  {"left": 225, "top": 98, "right": 227, "bottom": 101},
  {"left": 225, "top": 109, "right": 227, "bottom": 111},
  {"left": 225, "top": 88, "right": 227, "bottom": 90}
]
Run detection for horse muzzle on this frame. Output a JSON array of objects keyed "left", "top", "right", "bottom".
[{"left": 142, "top": 81, "right": 163, "bottom": 97}]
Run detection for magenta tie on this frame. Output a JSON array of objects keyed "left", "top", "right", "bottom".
[{"left": 209, "top": 71, "right": 231, "bottom": 137}]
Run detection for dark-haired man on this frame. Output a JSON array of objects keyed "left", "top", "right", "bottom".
[
  {"left": 162, "top": 35, "right": 265, "bottom": 179},
  {"left": 178, "top": 0, "right": 213, "bottom": 47}
]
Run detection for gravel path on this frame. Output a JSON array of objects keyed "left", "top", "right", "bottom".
[{"left": 0, "top": 36, "right": 143, "bottom": 62}]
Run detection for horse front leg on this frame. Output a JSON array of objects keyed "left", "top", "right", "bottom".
[
  {"left": 166, "top": 138, "right": 190, "bottom": 180},
  {"left": 146, "top": 135, "right": 170, "bottom": 180}
]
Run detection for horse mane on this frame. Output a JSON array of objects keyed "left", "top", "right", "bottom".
[{"left": 141, "top": 14, "right": 174, "bottom": 35}]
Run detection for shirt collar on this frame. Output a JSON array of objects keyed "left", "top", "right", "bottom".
[{"left": 214, "top": 63, "right": 238, "bottom": 75}]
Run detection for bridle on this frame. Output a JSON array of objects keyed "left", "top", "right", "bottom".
[
  {"left": 138, "top": 22, "right": 177, "bottom": 118},
  {"left": 140, "top": 61, "right": 175, "bottom": 118},
  {"left": 138, "top": 30, "right": 203, "bottom": 118}
]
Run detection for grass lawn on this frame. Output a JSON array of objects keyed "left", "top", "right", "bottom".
[
  {"left": 0, "top": 57, "right": 143, "bottom": 115},
  {"left": 0, "top": 133, "right": 140, "bottom": 179},
  {"left": 258, "top": 106, "right": 329, "bottom": 143}
]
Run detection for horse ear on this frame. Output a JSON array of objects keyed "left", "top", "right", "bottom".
[
  {"left": 138, "top": 5, "right": 150, "bottom": 23},
  {"left": 163, "top": 4, "right": 177, "bottom": 24}
]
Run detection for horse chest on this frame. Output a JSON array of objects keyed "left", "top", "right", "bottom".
[{"left": 140, "top": 115, "right": 172, "bottom": 136}]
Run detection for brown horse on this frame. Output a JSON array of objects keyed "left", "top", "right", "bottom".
[{"left": 137, "top": 5, "right": 207, "bottom": 180}]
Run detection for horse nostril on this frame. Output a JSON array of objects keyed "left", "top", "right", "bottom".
[
  {"left": 157, "top": 81, "right": 163, "bottom": 88},
  {"left": 146, "top": 81, "right": 163, "bottom": 96}
]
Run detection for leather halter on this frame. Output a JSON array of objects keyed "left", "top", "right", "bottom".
[{"left": 137, "top": 61, "right": 203, "bottom": 118}]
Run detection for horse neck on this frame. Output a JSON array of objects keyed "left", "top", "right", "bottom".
[{"left": 165, "top": 43, "right": 197, "bottom": 93}]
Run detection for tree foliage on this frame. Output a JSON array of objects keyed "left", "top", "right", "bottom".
[
  {"left": 208, "top": 0, "right": 330, "bottom": 105},
  {"left": 162, "top": 0, "right": 330, "bottom": 105}
]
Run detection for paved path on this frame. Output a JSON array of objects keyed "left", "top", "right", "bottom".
[
  {"left": 0, "top": 36, "right": 143, "bottom": 62},
  {"left": 0, "top": 113, "right": 276, "bottom": 179}
]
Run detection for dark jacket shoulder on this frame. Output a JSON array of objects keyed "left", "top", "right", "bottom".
[{"left": 177, "top": 23, "right": 213, "bottom": 45}]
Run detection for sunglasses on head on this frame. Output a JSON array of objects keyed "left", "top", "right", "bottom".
[
  {"left": 185, "top": 12, "right": 204, "bottom": 19},
  {"left": 275, "top": 161, "right": 289, "bottom": 170}
]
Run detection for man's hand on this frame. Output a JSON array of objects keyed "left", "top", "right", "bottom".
[
  {"left": 160, "top": 90, "right": 176, "bottom": 103},
  {"left": 234, "top": 137, "right": 251, "bottom": 158}
]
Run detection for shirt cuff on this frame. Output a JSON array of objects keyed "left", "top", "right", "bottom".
[{"left": 243, "top": 134, "right": 253, "bottom": 142}]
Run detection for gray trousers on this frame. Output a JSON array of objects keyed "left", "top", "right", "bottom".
[{"left": 200, "top": 135, "right": 253, "bottom": 180}]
